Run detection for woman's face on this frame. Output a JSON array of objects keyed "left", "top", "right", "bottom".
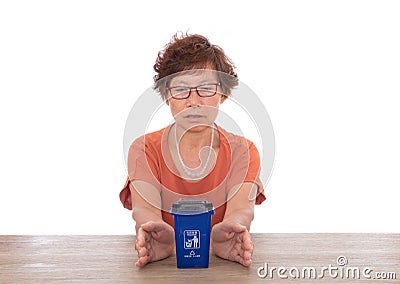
[{"left": 166, "top": 69, "right": 226, "bottom": 132}]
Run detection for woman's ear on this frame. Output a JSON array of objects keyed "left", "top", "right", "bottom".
[
  {"left": 220, "top": 95, "right": 228, "bottom": 104},
  {"left": 164, "top": 94, "right": 170, "bottom": 105}
]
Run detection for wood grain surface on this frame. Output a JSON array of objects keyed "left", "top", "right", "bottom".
[{"left": 0, "top": 234, "right": 399, "bottom": 283}]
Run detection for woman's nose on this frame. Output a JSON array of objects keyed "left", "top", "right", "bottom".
[{"left": 186, "top": 88, "right": 202, "bottom": 106}]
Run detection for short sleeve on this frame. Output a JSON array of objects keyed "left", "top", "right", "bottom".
[
  {"left": 119, "top": 136, "right": 161, "bottom": 210},
  {"left": 226, "top": 139, "right": 266, "bottom": 205}
]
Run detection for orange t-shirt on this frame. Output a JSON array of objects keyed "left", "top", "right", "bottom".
[{"left": 119, "top": 124, "right": 266, "bottom": 228}]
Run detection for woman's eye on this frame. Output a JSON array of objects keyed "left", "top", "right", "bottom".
[
  {"left": 175, "top": 87, "right": 188, "bottom": 93},
  {"left": 198, "top": 85, "right": 214, "bottom": 91}
]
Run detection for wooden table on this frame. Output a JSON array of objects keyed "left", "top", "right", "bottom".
[{"left": 0, "top": 234, "right": 399, "bottom": 283}]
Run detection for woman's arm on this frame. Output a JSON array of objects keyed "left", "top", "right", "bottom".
[
  {"left": 130, "top": 180, "right": 175, "bottom": 268},
  {"left": 223, "top": 182, "right": 257, "bottom": 229},
  {"left": 210, "top": 182, "right": 257, "bottom": 267},
  {"left": 130, "top": 180, "right": 163, "bottom": 232}
]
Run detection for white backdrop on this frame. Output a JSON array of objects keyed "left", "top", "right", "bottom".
[{"left": 0, "top": 0, "right": 399, "bottom": 234}]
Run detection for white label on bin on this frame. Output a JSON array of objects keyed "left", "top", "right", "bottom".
[
  {"left": 184, "top": 250, "right": 200, "bottom": 258},
  {"left": 184, "top": 230, "right": 200, "bottom": 249}
]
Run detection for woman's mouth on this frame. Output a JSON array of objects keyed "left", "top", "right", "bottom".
[{"left": 185, "top": 114, "right": 204, "bottom": 119}]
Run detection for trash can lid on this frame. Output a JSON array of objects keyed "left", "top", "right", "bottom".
[{"left": 171, "top": 198, "right": 214, "bottom": 214}]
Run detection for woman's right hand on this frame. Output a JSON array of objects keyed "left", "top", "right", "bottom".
[{"left": 134, "top": 220, "right": 175, "bottom": 268}]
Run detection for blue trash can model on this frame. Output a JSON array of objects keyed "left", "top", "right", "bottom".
[{"left": 170, "top": 199, "right": 215, "bottom": 268}]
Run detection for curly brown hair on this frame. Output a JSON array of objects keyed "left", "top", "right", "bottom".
[{"left": 153, "top": 33, "right": 238, "bottom": 99}]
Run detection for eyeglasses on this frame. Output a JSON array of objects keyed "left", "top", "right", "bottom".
[{"left": 168, "top": 83, "right": 221, "bottom": 100}]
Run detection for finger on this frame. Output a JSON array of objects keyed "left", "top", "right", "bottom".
[
  {"left": 140, "top": 221, "right": 155, "bottom": 231},
  {"left": 234, "top": 254, "right": 251, "bottom": 267},
  {"left": 217, "top": 221, "right": 246, "bottom": 234},
  {"left": 230, "top": 223, "right": 247, "bottom": 233},
  {"left": 135, "top": 255, "right": 149, "bottom": 268},
  {"left": 235, "top": 232, "right": 253, "bottom": 259},
  {"left": 142, "top": 229, "right": 154, "bottom": 244},
  {"left": 243, "top": 250, "right": 252, "bottom": 260},
  {"left": 136, "top": 246, "right": 154, "bottom": 268},
  {"left": 145, "top": 243, "right": 156, "bottom": 261},
  {"left": 249, "top": 241, "right": 254, "bottom": 256},
  {"left": 136, "top": 227, "right": 148, "bottom": 246},
  {"left": 137, "top": 246, "right": 148, "bottom": 258},
  {"left": 225, "top": 231, "right": 235, "bottom": 240},
  {"left": 136, "top": 236, "right": 151, "bottom": 257},
  {"left": 233, "top": 242, "right": 243, "bottom": 254},
  {"left": 235, "top": 229, "right": 251, "bottom": 245},
  {"left": 135, "top": 240, "right": 141, "bottom": 252},
  {"left": 233, "top": 243, "right": 251, "bottom": 260},
  {"left": 241, "top": 230, "right": 252, "bottom": 250},
  {"left": 141, "top": 221, "right": 166, "bottom": 233},
  {"left": 242, "top": 258, "right": 252, "bottom": 267},
  {"left": 234, "top": 253, "right": 252, "bottom": 267},
  {"left": 235, "top": 232, "right": 244, "bottom": 242}
]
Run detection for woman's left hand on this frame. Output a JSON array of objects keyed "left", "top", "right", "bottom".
[{"left": 210, "top": 220, "right": 254, "bottom": 267}]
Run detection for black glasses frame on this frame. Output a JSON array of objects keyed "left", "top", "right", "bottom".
[{"left": 167, "top": 83, "right": 221, "bottom": 100}]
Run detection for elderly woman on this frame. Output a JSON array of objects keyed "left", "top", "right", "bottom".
[{"left": 120, "top": 33, "right": 266, "bottom": 268}]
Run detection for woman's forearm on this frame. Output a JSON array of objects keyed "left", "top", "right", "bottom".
[
  {"left": 222, "top": 207, "right": 254, "bottom": 230},
  {"left": 132, "top": 207, "right": 164, "bottom": 233}
]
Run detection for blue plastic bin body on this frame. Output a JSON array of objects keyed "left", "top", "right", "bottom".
[{"left": 171, "top": 200, "right": 215, "bottom": 268}]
